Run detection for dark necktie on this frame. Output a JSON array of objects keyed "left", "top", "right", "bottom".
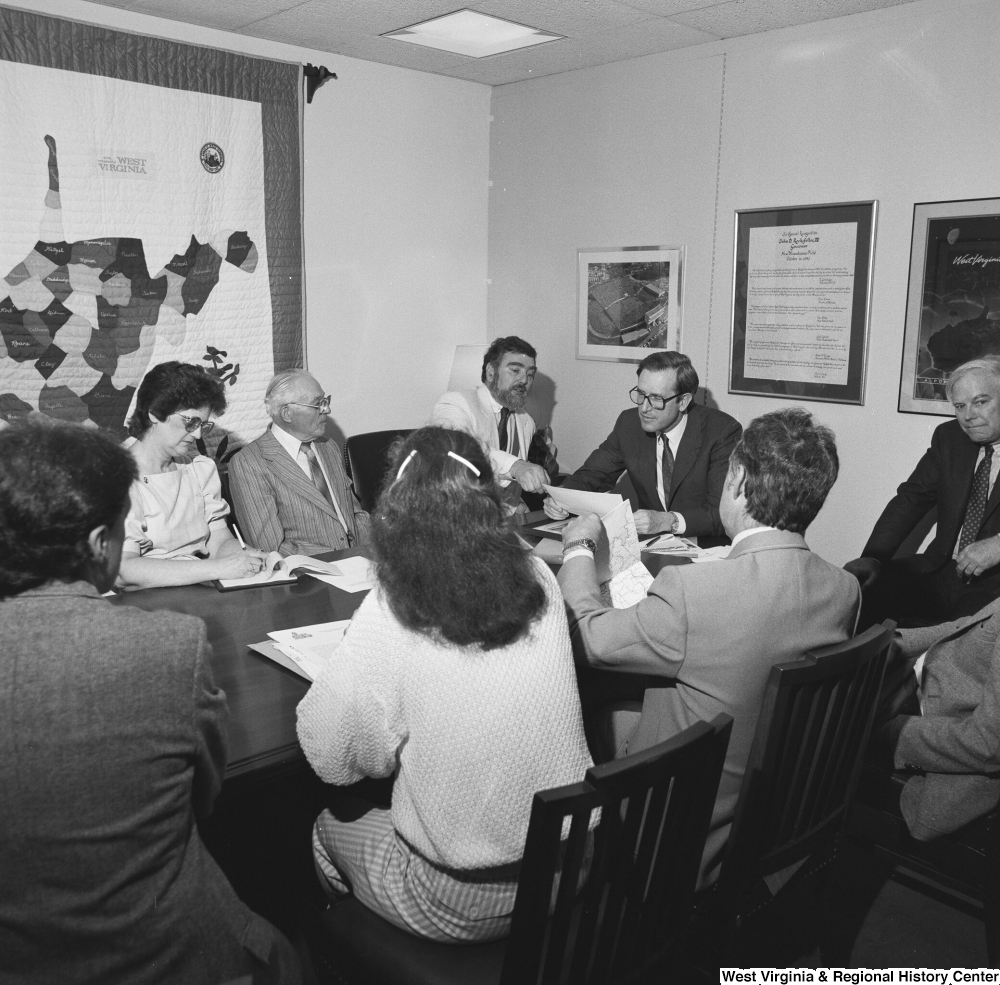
[
  {"left": 959, "top": 445, "right": 994, "bottom": 552},
  {"left": 498, "top": 407, "right": 511, "bottom": 452},
  {"left": 302, "top": 442, "right": 351, "bottom": 544},
  {"left": 660, "top": 433, "right": 674, "bottom": 506}
]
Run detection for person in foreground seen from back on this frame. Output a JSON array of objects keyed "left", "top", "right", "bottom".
[
  {"left": 297, "top": 426, "right": 593, "bottom": 941},
  {"left": 0, "top": 421, "right": 299, "bottom": 985}
]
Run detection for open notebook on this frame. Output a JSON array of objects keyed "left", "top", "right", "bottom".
[{"left": 216, "top": 554, "right": 374, "bottom": 593}]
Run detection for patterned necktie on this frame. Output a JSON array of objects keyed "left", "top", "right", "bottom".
[
  {"left": 959, "top": 444, "right": 994, "bottom": 552},
  {"left": 660, "top": 432, "right": 675, "bottom": 506},
  {"left": 498, "top": 407, "right": 511, "bottom": 452},
  {"left": 302, "top": 441, "right": 351, "bottom": 544}
]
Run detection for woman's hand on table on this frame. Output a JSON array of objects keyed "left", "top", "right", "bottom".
[{"left": 210, "top": 548, "right": 272, "bottom": 580}]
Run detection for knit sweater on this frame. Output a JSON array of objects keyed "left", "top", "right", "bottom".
[{"left": 297, "top": 557, "right": 593, "bottom": 871}]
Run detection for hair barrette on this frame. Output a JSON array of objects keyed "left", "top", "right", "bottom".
[
  {"left": 396, "top": 449, "right": 418, "bottom": 479},
  {"left": 447, "top": 451, "right": 481, "bottom": 477}
]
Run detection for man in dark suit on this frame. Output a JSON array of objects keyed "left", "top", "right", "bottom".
[
  {"left": 229, "top": 369, "right": 370, "bottom": 556},
  {"left": 543, "top": 350, "right": 741, "bottom": 546},
  {"left": 846, "top": 356, "right": 1000, "bottom": 627}
]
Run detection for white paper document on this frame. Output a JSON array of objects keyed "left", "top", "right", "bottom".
[
  {"left": 267, "top": 619, "right": 351, "bottom": 681},
  {"left": 305, "top": 555, "right": 375, "bottom": 593},
  {"left": 745, "top": 221, "right": 858, "bottom": 386},
  {"left": 542, "top": 485, "right": 623, "bottom": 518}
]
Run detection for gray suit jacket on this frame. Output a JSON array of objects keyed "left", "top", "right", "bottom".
[
  {"left": 0, "top": 580, "right": 292, "bottom": 985},
  {"left": 889, "top": 599, "right": 1000, "bottom": 838},
  {"left": 558, "top": 529, "right": 860, "bottom": 882},
  {"left": 229, "top": 427, "right": 371, "bottom": 556}
]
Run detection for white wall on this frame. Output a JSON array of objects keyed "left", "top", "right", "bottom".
[
  {"left": 12, "top": 0, "right": 492, "bottom": 438},
  {"left": 489, "top": 0, "right": 997, "bottom": 564}
]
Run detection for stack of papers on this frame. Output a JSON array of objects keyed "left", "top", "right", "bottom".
[
  {"left": 264, "top": 620, "right": 352, "bottom": 681},
  {"left": 641, "top": 535, "right": 730, "bottom": 563}
]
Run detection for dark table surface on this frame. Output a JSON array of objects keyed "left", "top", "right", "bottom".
[
  {"left": 106, "top": 515, "right": 690, "bottom": 782},
  {"left": 110, "top": 548, "right": 369, "bottom": 780}
]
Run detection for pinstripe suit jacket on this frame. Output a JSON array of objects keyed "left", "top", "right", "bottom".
[{"left": 229, "top": 428, "right": 371, "bottom": 556}]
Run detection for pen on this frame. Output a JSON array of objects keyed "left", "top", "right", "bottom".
[{"left": 233, "top": 524, "right": 247, "bottom": 550}]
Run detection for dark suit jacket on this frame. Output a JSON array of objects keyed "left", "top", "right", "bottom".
[
  {"left": 560, "top": 402, "right": 742, "bottom": 541},
  {"left": 863, "top": 420, "right": 1000, "bottom": 581},
  {"left": 229, "top": 427, "right": 371, "bottom": 556},
  {"left": 0, "top": 581, "right": 294, "bottom": 985},
  {"left": 887, "top": 598, "right": 1000, "bottom": 839}
]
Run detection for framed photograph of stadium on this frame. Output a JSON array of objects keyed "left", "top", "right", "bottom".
[
  {"left": 577, "top": 246, "right": 683, "bottom": 361},
  {"left": 729, "top": 201, "right": 876, "bottom": 405},
  {"left": 898, "top": 197, "right": 1000, "bottom": 415}
]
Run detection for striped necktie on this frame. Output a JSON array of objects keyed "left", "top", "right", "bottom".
[
  {"left": 302, "top": 441, "right": 352, "bottom": 545},
  {"left": 660, "top": 432, "right": 675, "bottom": 505}
]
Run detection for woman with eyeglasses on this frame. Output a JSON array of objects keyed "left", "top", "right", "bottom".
[{"left": 118, "top": 361, "right": 276, "bottom": 590}]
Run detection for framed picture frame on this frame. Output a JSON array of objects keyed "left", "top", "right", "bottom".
[
  {"left": 729, "top": 201, "right": 877, "bottom": 404},
  {"left": 898, "top": 197, "right": 1000, "bottom": 415},
  {"left": 577, "top": 246, "right": 683, "bottom": 361}
]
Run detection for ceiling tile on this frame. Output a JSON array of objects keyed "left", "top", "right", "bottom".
[
  {"left": 669, "top": 0, "right": 916, "bottom": 38},
  {"left": 439, "top": 17, "right": 718, "bottom": 86},
  {"left": 93, "top": 0, "right": 306, "bottom": 32}
]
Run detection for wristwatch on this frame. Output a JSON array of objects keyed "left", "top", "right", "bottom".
[{"left": 563, "top": 538, "right": 597, "bottom": 556}]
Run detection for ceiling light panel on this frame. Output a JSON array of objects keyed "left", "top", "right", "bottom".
[{"left": 384, "top": 9, "right": 563, "bottom": 58}]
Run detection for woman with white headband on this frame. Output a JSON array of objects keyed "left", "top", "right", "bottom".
[{"left": 297, "top": 425, "right": 593, "bottom": 942}]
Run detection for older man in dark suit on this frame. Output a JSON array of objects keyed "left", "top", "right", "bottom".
[
  {"left": 879, "top": 596, "right": 1000, "bottom": 839},
  {"left": 229, "top": 369, "right": 370, "bottom": 556},
  {"left": 847, "top": 356, "right": 1000, "bottom": 627},
  {"left": 544, "top": 350, "right": 741, "bottom": 547}
]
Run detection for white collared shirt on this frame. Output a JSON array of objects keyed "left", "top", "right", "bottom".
[
  {"left": 271, "top": 423, "right": 349, "bottom": 533},
  {"left": 656, "top": 411, "right": 689, "bottom": 532},
  {"left": 730, "top": 525, "right": 779, "bottom": 548}
]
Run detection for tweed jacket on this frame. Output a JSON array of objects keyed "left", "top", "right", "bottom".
[
  {"left": 559, "top": 403, "right": 742, "bottom": 542},
  {"left": 888, "top": 598, "right": 1000, "bottom": 838},
  {"left": 229, "top": 427, "right": 371, "bottom": 556},
  {"left": 862, "top": 420, "right": 1000, "bottom": 583},
  {"left": 558, "top": 529, "right": 859, "bottom": 883},
  {"left": 0, "top": 581, "right": 292, "bottom": 985},
  {"left": 430, "top": 384, "right": 535, "bottom": 485}
]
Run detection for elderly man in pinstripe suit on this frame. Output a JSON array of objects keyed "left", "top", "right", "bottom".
[{"left": 229, "top": 370, "right": 371, "bottom": 556}]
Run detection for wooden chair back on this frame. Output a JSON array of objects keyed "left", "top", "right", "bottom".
[
  {"left": 705, "top": 620, "right": 894, "bottom": 962},
  {"left": 501, "top": 714, "right": 732, "bottom": 985}
]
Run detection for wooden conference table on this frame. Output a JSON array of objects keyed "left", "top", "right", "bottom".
[
  {"left": 107, "top": 513, "right": 686, "bottom": 783},
  {"left": 110, "top": 547, "right": 370, "bottom": 781}
]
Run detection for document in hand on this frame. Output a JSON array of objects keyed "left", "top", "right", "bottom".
[
  {"left": 542, "top": 485, "right": 623, "bottom": 518},
  {"left": 216, "top": 555, "right": 374, "bottom": 592},
  {"left": 250, "top": 619, "right": 352, "bottom": 681},
  {"left": 599, "top": 500, "right": 653, "bottom": 608}
]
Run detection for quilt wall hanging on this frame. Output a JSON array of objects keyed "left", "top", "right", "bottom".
[{"left": 0, "top": 6, "right": 303, "bottom": 445}]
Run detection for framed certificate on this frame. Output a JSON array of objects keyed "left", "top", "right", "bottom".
[
  {"left": 729, "top": 201, "right": 877, "bottom": 404},
  {"left": 898, "top": 197, "right": 1000, "bottom": 415}
]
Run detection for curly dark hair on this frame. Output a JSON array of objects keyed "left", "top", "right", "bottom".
[
  {"left": 127, "top": 361, "right": 227, "bottom": 438},
  {"left": 0, "top": 421, "right": 137, "bottom": 598},
  {"left": 730, "top": 407, "right": 838, "bottom": 534},
  {"left": 480, "top": 336, "right": 537, "bottom": 384},
  {"left": 371, "top": 426, "right": 546, "bottom": 650}
]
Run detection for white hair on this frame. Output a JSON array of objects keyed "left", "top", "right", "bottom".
[
  {"left": 264, "top": 369, "right": 319, "bottom": 419},
  {"left": 945, "top": 356, "right": 1000, "bottom": 400}
]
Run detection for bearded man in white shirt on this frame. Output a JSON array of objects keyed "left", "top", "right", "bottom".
[
  {"left": 430, "top": 336, "right": 549, "bottom": 509},
  {"left": 229, "top": 369, "right": 370, "bottom": 555}
]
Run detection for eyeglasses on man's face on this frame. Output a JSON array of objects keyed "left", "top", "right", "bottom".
[
  {"left": 286, "top": 395, "right": 332, "bottom": 414},
  {"left": 629, "top": 386, "right": 684, "bottom": 412},
  {"left": 176, "top": 414, "right": 215, "bottom": 435}
]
